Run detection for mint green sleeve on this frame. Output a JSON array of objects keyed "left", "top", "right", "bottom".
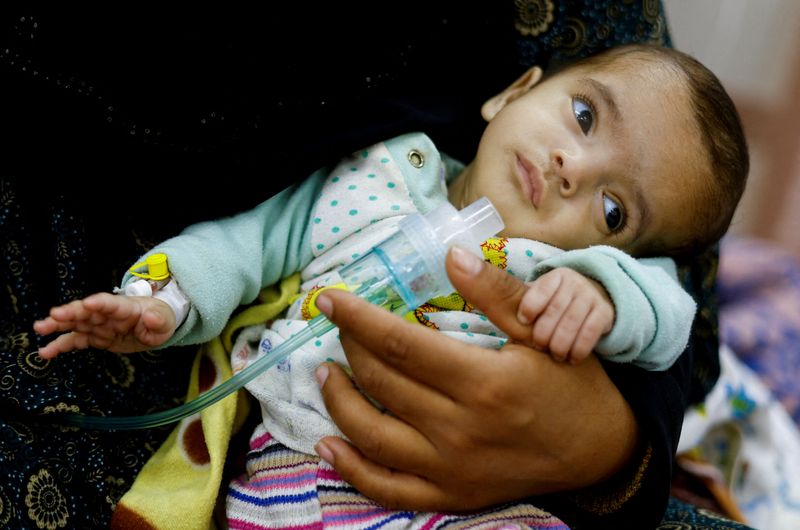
[
  {"left": 122, "top": 170, "right": 327, "bottom": 347},
  {"left": 534, "top": 246, "right": 696, "bottom": 371}
]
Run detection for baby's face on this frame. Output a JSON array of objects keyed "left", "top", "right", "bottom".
[{"left": 450, "top": 56, "right": 707, "bottom": 255}]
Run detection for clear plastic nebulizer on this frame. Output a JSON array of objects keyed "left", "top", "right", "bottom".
[
  {"left": 52, "top": 197, "right": 504, "bottom": 429},
  {"left": 336, "top": 196, "right": 504, "bottom": 318}
]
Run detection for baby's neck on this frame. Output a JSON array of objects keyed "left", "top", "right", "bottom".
[{"left": 446, "top": 169, "right": 469, "bottom": 210}]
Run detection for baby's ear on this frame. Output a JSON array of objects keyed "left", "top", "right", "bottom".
[{"left": 481, "top": 66, "right": 544, "bottom": 121}]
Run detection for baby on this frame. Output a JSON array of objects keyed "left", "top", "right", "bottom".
[{"left": 35, "top": 44, "right": 748, "bottom": 527}]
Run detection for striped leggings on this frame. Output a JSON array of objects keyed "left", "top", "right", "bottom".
[{"left": 227, "top": 424, "right": 569, "bottom": 530}]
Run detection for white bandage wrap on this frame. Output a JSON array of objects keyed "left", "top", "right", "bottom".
[
  {"left": 118, "top": 279, "right": 191, "bottom": 329},
  {"left": 121, "top": 279, "right": 154, "bottom": 297},
  {"left": 153, "top": 281, "right": 190, "bottom": 329}
]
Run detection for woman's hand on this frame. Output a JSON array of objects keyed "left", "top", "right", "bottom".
[
  {"left": 313, "top": 247, "right": 639, "bottom": 511},
  {"left": 34, "top": 293, "right": 176, "bottom": 358}
]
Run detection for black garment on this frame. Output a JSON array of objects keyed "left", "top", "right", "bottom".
[{"left": 1, "top": 3, "right": 732, "bottom": 529}]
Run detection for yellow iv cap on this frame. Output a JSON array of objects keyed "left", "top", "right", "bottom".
[{"left": 130, "top": 253, "right": 170, "bottom": 281}]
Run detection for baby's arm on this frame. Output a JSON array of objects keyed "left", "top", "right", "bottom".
[
  {"left": 517, "top": 267, "right": 614, "bottom": 364},
  {"left": 526, "top": 246, "right": 696, "bottom": 371},
  {"left": 33, "top": 293, "right": 176, "bottom": 359}
]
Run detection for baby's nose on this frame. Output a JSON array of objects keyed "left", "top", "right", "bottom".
[{"left": 551, "top": 149, "right": 579, "bottom": 197}]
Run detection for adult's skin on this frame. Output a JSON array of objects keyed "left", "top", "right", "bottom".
[{"left": 314, "top": 246, "right": 640, "bottom": 512}]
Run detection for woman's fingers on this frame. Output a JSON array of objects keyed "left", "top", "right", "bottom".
[
  {"left": 443, "top": 247, "right": 533, "bottom": 343},
  {"left": 315, "top": 435, "right": 455, "bottom": 512},
  {"left": 317, "top": 362, "right": 440, "bottom": 474},
  {"left": 335, "top": 330, "right": 462, "bottom": 434},
  {"left": 317, "top": 288, "right": 489, "bottom": 400}
]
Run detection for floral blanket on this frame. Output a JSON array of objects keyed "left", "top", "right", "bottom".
[{"left": 675, "top": 235, "right": 800, "bottom": 530}]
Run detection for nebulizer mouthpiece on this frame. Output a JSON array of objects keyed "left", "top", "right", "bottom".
[
  {"left": 411, "top": 196, "right": 505, "bottom": 291},
  {"left": 432, "top": 196, "right": 505, "bottom": 250},
  {"left": 53, "top": 198, "right": 503, "bottom": 430}
]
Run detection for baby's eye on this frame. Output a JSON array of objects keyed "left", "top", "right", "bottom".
[
  {"left": 603, "top": 194, "right": 625, "bottom": 232},
  {"left": 572, "top": 97, "right": 595, "bottom": 135}
]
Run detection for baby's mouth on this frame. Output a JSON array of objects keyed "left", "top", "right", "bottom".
[{"left": 515, "top": 154, "right": 543, "bottom": 208}]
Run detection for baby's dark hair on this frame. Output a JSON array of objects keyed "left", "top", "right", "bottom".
[{"left": 555, "top": 44, "right": 749, "bottom": 258}]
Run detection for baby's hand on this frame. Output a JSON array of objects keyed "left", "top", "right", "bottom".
[
  {"left": 516, "top": 268, "right": 614, "bottom": 364},
  {"left": 33, "top": 293, "right": 176, "bottom": 359}
]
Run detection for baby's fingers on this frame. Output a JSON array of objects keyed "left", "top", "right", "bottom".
[
  {"left": 35, "top": 294, "right": 140, "bottom": 333},
  {"left": 569, "top": 306, "right": 614, "bottom": 364},
  {"left": 517, "top": 272, "right": 562, "bottom": 325},
  {"left": 35, "top": 293, "right": 113, "bottom": 327},
  {"left": 137, "top": 309, "right": 174, "bottom": 345},
  {"left": 32, "top": 316, "right": 62, "bottom": 336},
  {"left": 82, "top": 293, "right": 138, "bottom": 319},
  {"left": 33, "top": 313, "right": 99, "bottom": 336},
  {"left": 34, "top": 315, "right": 111, "bottom": 336},
  {"left": 37, "top": 333, "right": 80, "bottom": 359},
  {"left": 37, "top": 331, "right": 112, "bottom": 359},
  {"left": 44, "top": 298, "right": 95, "bottom": 323},
  {"left": 546, "top": 297, "right": 591, "bottom": 361}
]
